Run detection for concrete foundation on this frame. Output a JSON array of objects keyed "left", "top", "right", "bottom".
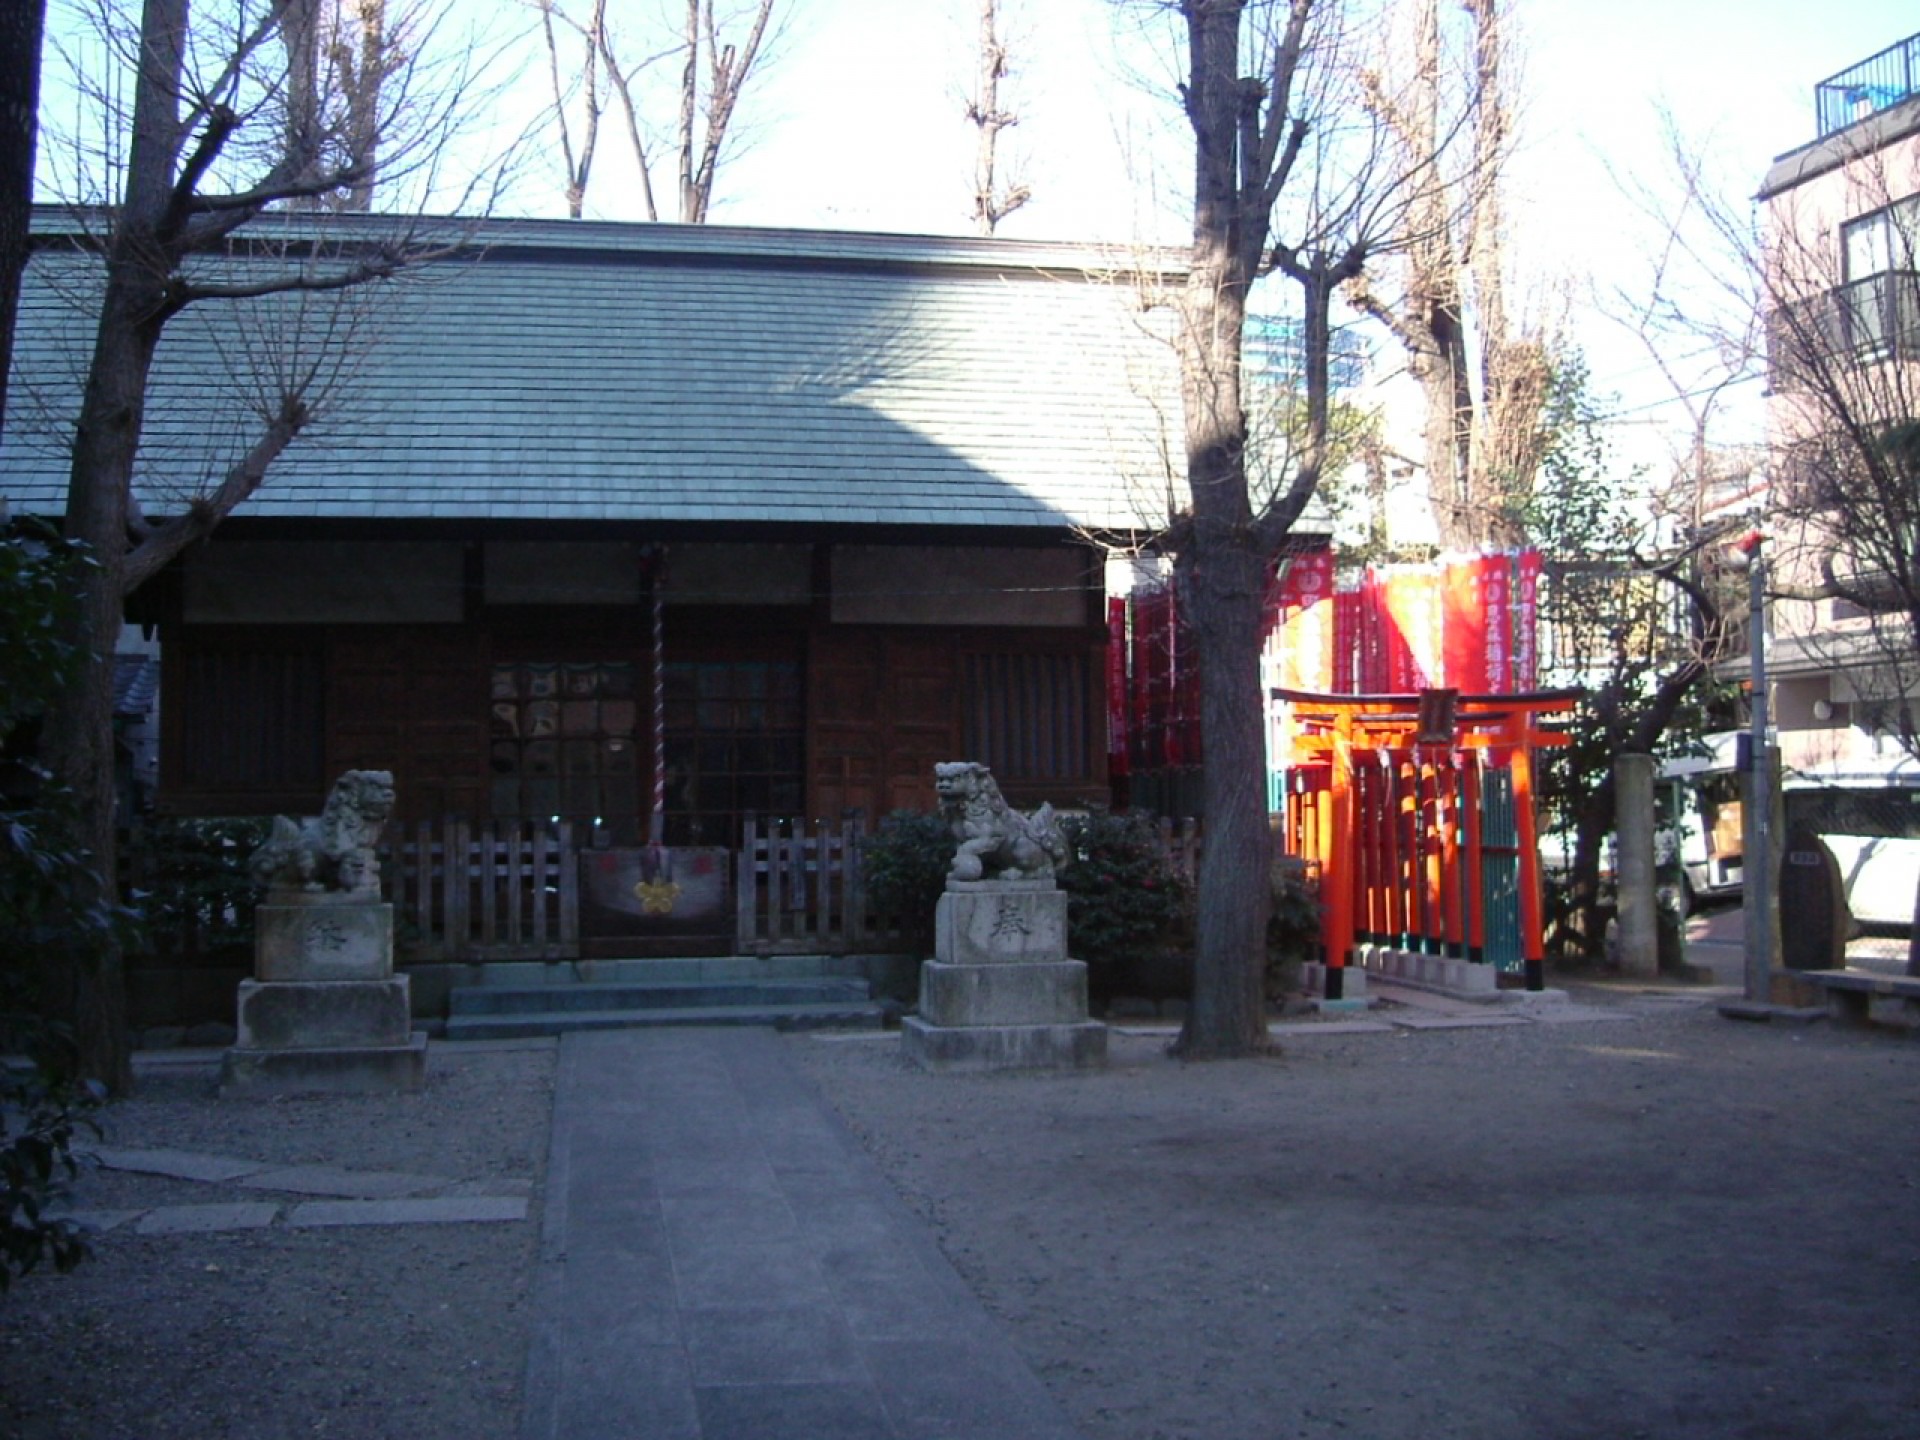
[
  {"left": 935, "top": 882, "right": 1070, "bottom": 966},
  {"left": 1357, "top": 948, "right": 1499, "bottom": 999},
  {"left": 919, "top": 958, "right": 1090, "bottom": 1027},
  {"left": 234, "top": 976, "right": 414, "bottom": 1049},
  {"left": 222, "top": 1032, "right": 428, "bottom": 1096},
  {"left": 906, "top": 880, "right": 1107, "bottom": 1072},
  {"left": 253, "top": 901, "right": 394, "bottom": 982},
  {"left": 900, "top": 1016, "right": 1108, "bottom": 1073},
  {"left": 224, "top": 899, "right": 426, "bottom": 1098}
]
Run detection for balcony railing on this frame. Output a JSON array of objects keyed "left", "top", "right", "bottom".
[
  {"left": 1768, "top": 269, "right": 1920, "bottom": 386},
  {"left": 1817, "top": 32, "right": 1920, "bottom": 138}
]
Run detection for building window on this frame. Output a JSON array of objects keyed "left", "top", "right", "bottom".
[
  {"left": 661, "top": 660, "right": 804, "bottom": 846},
  {"left": 490, "top": 661, "right": 640, "bottom": 829},
  {"left": 963, "top": 651, "right": 1093, "bottom": 783}
]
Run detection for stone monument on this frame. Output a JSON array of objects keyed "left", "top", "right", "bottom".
[
  {"left": 221, "top": 770, "right": 427, "bottom": 1095},
  {"left": 900, "top": 761, "right": 1108, "bottom": 1072}
]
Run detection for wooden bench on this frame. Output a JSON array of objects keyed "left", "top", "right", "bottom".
[{"left": 1799, "top": 969, "right": 1920, "bottom": 1032}]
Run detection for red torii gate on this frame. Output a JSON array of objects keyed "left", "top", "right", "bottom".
[{"left": 1274, "top": 687, "right": 1576, "bottom": 997}]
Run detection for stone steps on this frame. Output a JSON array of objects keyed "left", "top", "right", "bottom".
[
  {"left": 444, "top": 999, "right": 885, "bottom": 1040},
  {"left": 442, "top": 963, "right": 886, "bottom": 1039}
]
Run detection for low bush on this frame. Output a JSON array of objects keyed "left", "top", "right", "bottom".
[
  {"left": 126, "top": 816, "right": 270, "bottom": 962},
  {"left": 1266, "top": 854, "right": 1321, "bottom": 1001},
  {"left": 860, "top": 810, "right": 953, "bottom": 952},
  {"left": 1, "top": 1007, "right": 100, "bottom": 1294},
  {"left": 1057, "top": 811, "right": 1189, "bottom": 983}
]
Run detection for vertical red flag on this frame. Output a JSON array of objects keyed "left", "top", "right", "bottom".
[
  {"left": 1479, "top": 553, "right": 1514, "bottom": 693},
  {"left": 1333, "top": 585, "right": 1361, "bottom": 694},
  {"left": 1107, "top": 597, "right": 1130, "bottom": 781},
  {"left": 1440, "top": 556, "right": 1489, "bottom": 693}
]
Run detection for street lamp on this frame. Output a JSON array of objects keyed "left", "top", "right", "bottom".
[{"left": 1724, "top": 530, "right": 1772, "bottom": 1003}]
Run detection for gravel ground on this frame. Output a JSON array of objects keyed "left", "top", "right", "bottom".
[
  {"left": 1, "top": 1039, "right": 554, "bottom": 1440},
  {"left": 791, "top": 989, "right": 1920, "bottom": 1440},
  {"left": 5, "top": 987, "right": 1918, "bottom": 1440}
]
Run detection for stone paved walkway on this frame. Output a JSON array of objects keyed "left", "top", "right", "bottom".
[{"left": 520, "top": 1026, "right": 1084, "bottom": 1440}]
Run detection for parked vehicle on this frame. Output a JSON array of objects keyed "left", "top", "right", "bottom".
[
  {"left": 1659, "top": 734, "right": 1920, "bottom": 929},
  {"left": 1659, "top": 733, "right": 1746, "bottom": 909}
]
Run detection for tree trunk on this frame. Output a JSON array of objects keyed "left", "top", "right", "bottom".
[
  {"left": 45, "top": 246, "right": 168, "bottom": 1092},
  {"left": 40, "top": 0, "right": 189, "bottom": 1094},
  {"left": 1171, "top": 0, "right": 1270, "bottom": 1056},
  {"left": 0, "top": 0, "right": 45, "bottom": 433},
  {"left": 1177, "top": 535, "right": 1273, "bottom": 1056}
]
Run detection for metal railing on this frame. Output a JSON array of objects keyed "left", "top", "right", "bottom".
[
  {"left": 1817, "top": 32, "right": 1920, "bottom": 138},
  {"left": 1767, "top": 270, "right": 1920, "bottom": 385}
]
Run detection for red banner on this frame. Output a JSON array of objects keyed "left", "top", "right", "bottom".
[
  {"left": 1479, "top": 554, "right": 1514, "bottom": 692},
  {"left": 1440, "top": 557, "right": 1488, "bottom": 692},
  {"left": 1106, "top": 597, "right": 1130, "bottom": 779}
]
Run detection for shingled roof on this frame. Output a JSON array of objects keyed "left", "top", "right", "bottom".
[{"left": 4, "top": 212, "right": 1184, "bottom": 536}]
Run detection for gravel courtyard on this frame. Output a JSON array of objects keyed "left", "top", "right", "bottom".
[{"left": 4, "top": 985, "right": 1917, "bottom": 1440}]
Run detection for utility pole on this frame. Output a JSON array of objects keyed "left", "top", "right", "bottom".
[{"left": 1733, "top": 531, "right": 1773, "bottom": 1004}]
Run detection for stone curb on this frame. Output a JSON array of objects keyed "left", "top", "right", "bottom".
[
  {"left": 82, "top": 1145, "right": 457, "bottom": 1199},
  {"left": 62, "top": 1195, "right": 529, "bottom": 1235}
]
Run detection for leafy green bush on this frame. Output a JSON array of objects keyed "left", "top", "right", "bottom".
[
  {"left": 1057, "top": 811, "right": 1189, "bottom": 979},
  {"left": 1266, "top": 854, "right": 1321, "bottom": 1001},
  {"left": 1, "top": 524, "right": 108, "bottom": 1290},
  {"left": 860, "top": 810, "right": 954, "bottom": 951},
  {"left": 126, "top": 817, "right": 270, "bottom": 961},
  {"left": 1, "top": 1009, "right": 100, "bottom": 1294}
]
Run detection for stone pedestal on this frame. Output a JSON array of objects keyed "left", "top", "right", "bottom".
[
  {"left": 902, "top": 880, "right": 1107, "bottom": 1073},
  {"left": 222, "top": 897, "right": 426, "bottom": 1096}
]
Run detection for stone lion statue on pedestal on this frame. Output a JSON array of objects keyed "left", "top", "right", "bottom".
[
  {"left": 248, "top": 770, "right": 397, "bottom": 897},
  {"left": 934, "top": 761, "right": 1069, "bottom": 883}
]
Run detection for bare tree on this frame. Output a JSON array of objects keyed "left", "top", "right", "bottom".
[
  {"left": 33, "top": 0, "right": 501, "bottom": 1090},
  {"left": 280, "top": 0, "right": 405, "bottom": 210},
  {"left": 968, "top": 0, "right": 1029, "bottom": 235},
  {"left": 535, "top": 0, "right": 774, "bottom": 223},
  {"left": 673, "top": 0, "right": 775, "bottom": 223},
  {"left": 1343, "top": 0, "right": 1549, "bottom": 551},
  {"left": 1126, "top": 0, "right": 1461, "bottom": 1057},
  {"left": 1524, "top": 355, "right": 1747, "bottom": 957},
  {"left": 531, "top": 0, "right": 609, "bottom": 217}
]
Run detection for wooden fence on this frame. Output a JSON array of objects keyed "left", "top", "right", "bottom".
[
  {"left": 381, "top": 819, "right": 579, "bottom": 962},
  {"left": 735, "top": 815, "right": 909, "bottom": 955},
  {"left": 375, "top": 812, "right": 1207, "bottom": 961}
]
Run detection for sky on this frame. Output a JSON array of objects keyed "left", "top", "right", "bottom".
[
  {"left": 34, "top": 0, "right": 1920, "bottom": 469},
  {"left": 681, "top": 1, "right": 1920, "bottom": 466}
]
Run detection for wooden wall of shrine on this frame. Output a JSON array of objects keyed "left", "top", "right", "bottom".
[{"left": 158, "top": 600, "right": 1109, "bottom": 839}]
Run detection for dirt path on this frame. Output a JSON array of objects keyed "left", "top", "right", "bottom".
[
  {"left": 6, "top": 992, "right": 1915, "bottom": 1440},
  {"left": 794, "top": 991, "right": 1920, "bottom": 1440}
]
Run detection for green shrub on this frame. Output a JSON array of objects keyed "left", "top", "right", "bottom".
[
  {"left": 1057, "top": 811, "right": 1189, "bottom": 978},
  {"left": 0, "top": 1007, "right": 100, "bottom": 1294},
  {"left": 126, "top": 817, "right": 270, "bottom": 962},
  {"left": 2, "top": 526, "right": 110, "bottom": 1291},
  {"left": 1266, "top": 854, "right": 1321, "bottom": 1001},
  {"left": 860, "top": 810, "right": 954, "bottom": 952}
]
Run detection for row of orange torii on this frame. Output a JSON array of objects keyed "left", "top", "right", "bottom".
[{"left": 1275, "top": 687, "right": 1577, "bottom": 997}]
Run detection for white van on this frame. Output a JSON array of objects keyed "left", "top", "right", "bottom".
[
  {"left": 1659, "top": 733, "right": 1746, "bottom": 908},
  {"left": 1659, "top": 736, "right": 1920, "bottom": 929},
  {"left": 1780, "top": 756, "right": 1920, "bottom": 929}
]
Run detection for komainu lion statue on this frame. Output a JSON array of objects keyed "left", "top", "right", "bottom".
[
  {"left": 249, "top": 770, "right": 397, "bottom": 897},
  {"left": 934, "top": 761, "right": 1070, "bottom": 883}
]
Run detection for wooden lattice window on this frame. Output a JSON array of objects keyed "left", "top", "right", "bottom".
[
  {"left": 171, "top": 637, "right": 325, "bottom": 800},
  {"left": 962, "top": 651, "right": 1093, "bottom": 783}
]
